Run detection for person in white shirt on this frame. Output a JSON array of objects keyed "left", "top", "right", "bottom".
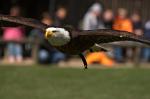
[{"left": 82, "top": 3, "right": 104, "bottom": 30}]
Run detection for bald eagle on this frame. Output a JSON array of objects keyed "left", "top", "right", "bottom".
[{"left": 0, "top": 14, "right": 150, "bottom": 69}]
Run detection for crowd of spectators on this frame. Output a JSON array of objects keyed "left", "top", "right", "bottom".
[
  {"left": 0, "top": 2, "right": 150, "bottom": 65},
  {"left": 0, "top": 5, "right": 67, "bottom": 64},
  {"left": 82, "top": 2, "right": 150, "bottom": 65}
]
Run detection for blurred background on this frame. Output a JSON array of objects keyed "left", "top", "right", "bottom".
[
  {"left": 1, "top": 1, "right": 150, "bottom": 99},
  {"left": 0, "top": 0, "right": 150, "bottom": 67}
]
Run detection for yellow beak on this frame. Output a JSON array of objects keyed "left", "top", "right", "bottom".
[{"left": 45, "top": 31, "right": 53, "bottom": 39}]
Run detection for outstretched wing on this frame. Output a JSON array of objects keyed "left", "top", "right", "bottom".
[
  {"left": 77, "top": 29, "right": 150, "bottom": 45},
  {"left": 0, "top": 14, "right": 49, "bottom": 31}
]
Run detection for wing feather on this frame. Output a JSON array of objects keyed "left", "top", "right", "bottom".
[
  {"left": 77, "top": 29, "right": 150, "bottom": 45},
  {"left": 0, "top": 14, "right": 49, "bottom": 31}
]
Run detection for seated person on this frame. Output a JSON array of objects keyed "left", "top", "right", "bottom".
[{"left": 29, "top": 12, "right": 66, "bottom": 64}]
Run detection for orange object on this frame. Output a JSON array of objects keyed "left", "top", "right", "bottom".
[
  {"left": 86, "top": 52, "right": 114, "bottom": 67},
  {"left": 113, "top": 18, "right": 133, "bottom": 32}
]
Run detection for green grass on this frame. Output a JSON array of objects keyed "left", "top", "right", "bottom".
[{"left": 0, "top": 66, "right": 150, "bottom": 99}]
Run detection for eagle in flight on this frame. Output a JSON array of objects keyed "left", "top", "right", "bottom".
[{"left": 0, "top": 14, "right": 150, "bottom": 69}]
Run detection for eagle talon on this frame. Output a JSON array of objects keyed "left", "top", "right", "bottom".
[
  {"left": 89, "top": 49, "right": 94, "bottom": 52},
  {"left": 79, "top": 53, "right": 88, "bottom": 69},
  {"left": 84, "top": 65, "right": 88, "bottom": 69}
]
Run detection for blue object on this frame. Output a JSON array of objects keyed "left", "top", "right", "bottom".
[
  {"left": 50, "top": 50, "right": 66, "bottom": 63},
  {"left": 7, "top": 43, "right": 22, "bottom": 57},
  {"left": 114, "top": 47, "right": 123, "bottom": 62},
  {"left": 38, "top": 49, "right": 49, "bottom": 63},
  {"left": 142, "top": 48, "right": 150, "bottom": 62}
]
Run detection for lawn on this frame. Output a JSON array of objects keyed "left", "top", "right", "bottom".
[{"left": 0, "top": 66, "right": 150, "bottom": 99}]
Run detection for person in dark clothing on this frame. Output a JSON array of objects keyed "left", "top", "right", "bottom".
[
  {"left": 52, "top": 7, "right": 67, "bottom": 63},
  {"left": 131, "top": 13, "right": 143, "bottom": 30},
  {"left": 131, "top": 13, "right": 143, "bottom": 36},
  {"left": 128, "top": 13, "right": 143, "bottom": 62},
  {"left": 29, "top": 12, "right": 53, "bottom": 64},
  {"left": 103, "top": 9, "right": 114, "bottom": 29},
  {"left": 30, "top": 11, "right": 66, "bottom": 64},
  {"left": 53, "top": 7, "right": 67, "bottom": 27}
]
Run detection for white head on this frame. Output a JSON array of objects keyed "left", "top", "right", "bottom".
[{"left": 45, "top": 27, "right": 71, "bottom": 46}]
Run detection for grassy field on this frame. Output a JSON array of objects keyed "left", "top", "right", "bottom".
[{"left": 0, "top": 66, "right": 150, "bottom": 99}]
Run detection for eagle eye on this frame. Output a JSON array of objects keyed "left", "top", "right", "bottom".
[{"left": 52, "top": 30, "right": 58, "bottom": 33}]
